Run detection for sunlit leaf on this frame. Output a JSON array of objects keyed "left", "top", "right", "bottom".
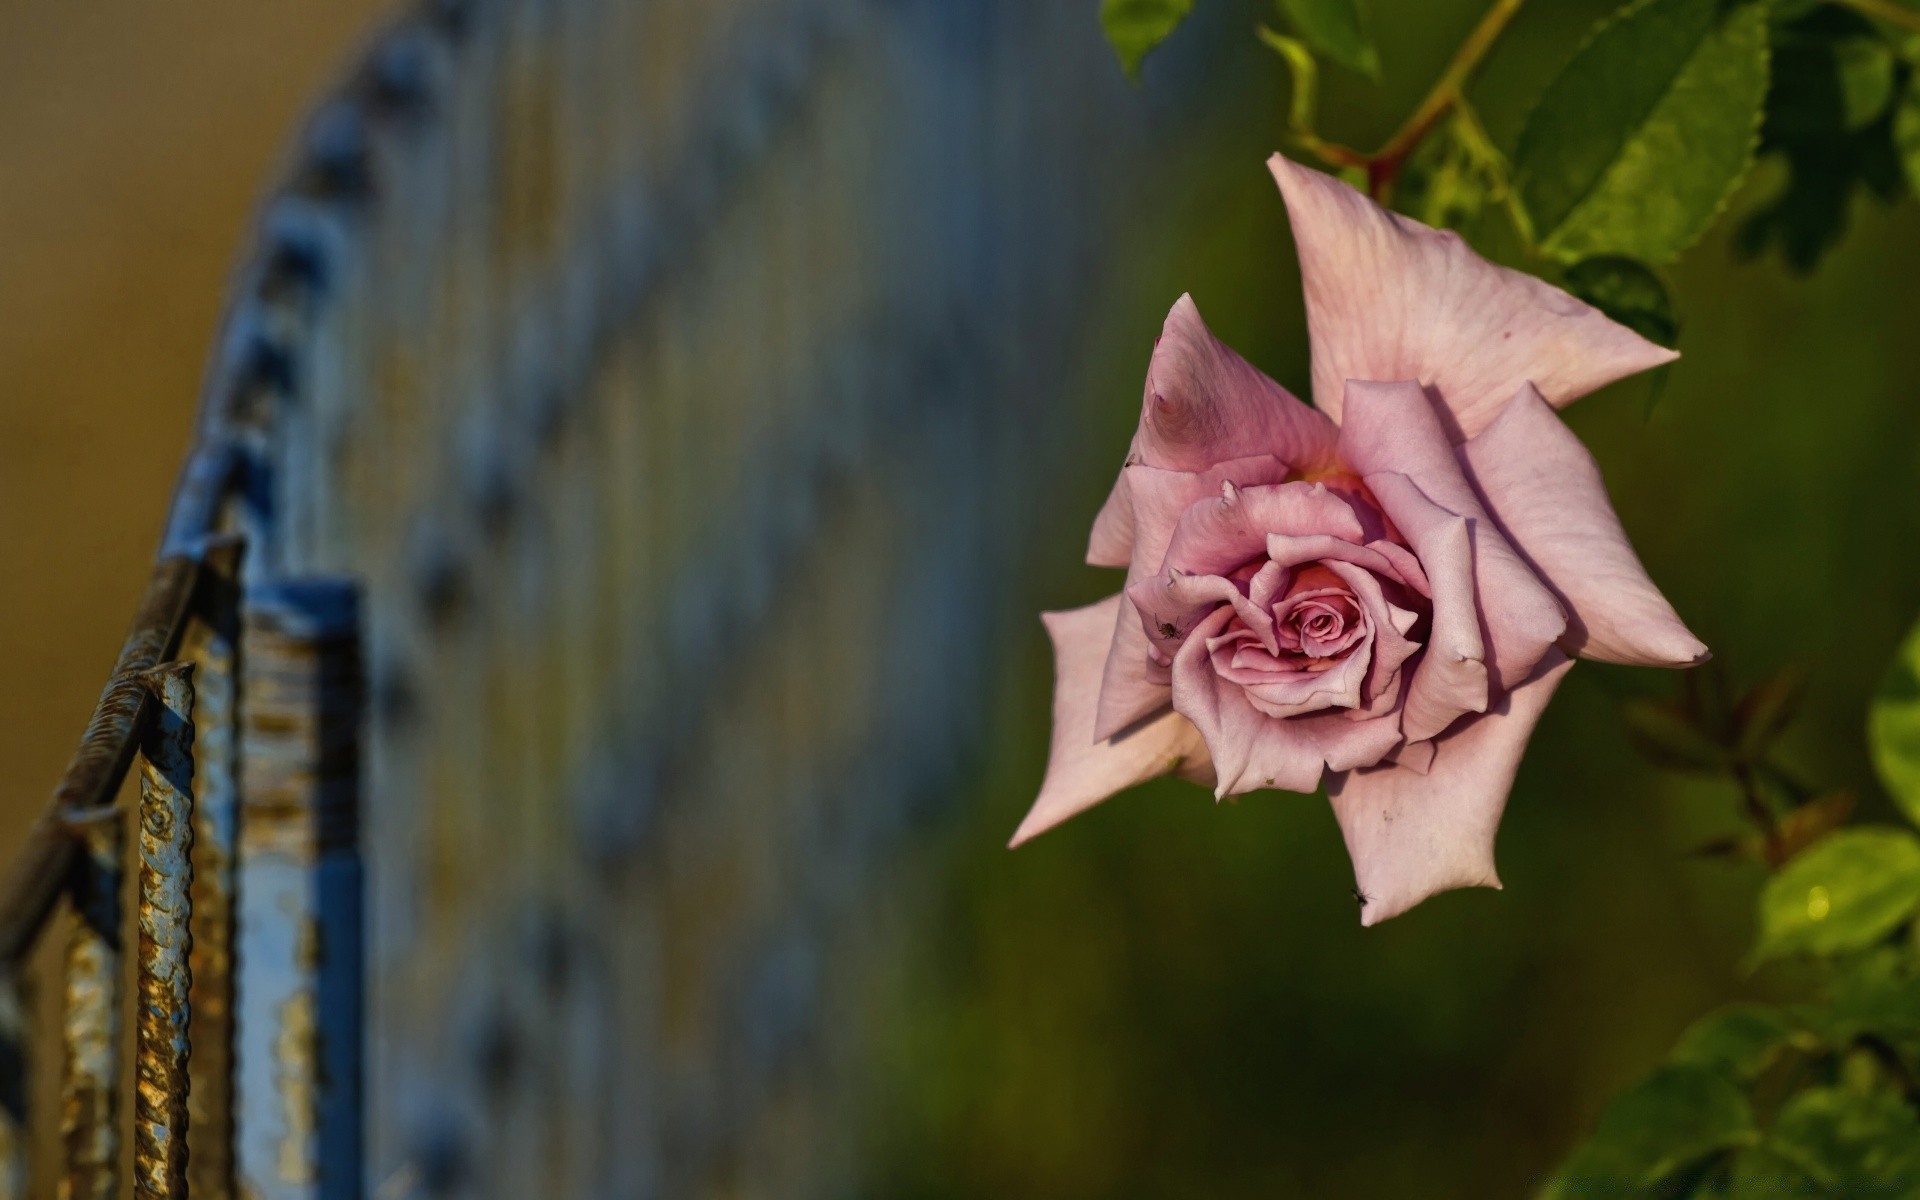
[
  {"left": 1562, "top": 257, "right": 1679, "bottom": 348},
  {"left": 1736, "top": 7, "right": 1908, "bottom": 272},
  {"left": 1513, "top": 0, "right": 1770, "bottom": 264},
  {"left": 1871, "top": 611, "right": 1920, "bottom": 828},
  {"left": 1541, "top": 1066, "right": 1756, "bottom": 1198},
  {"left": 1762, "top": 1087, "right": 1920, "bottom": 1195},
  {"left": 1277, "top": 0, "right": 1377, "bottom": 78},
  {"left": 1752, "top": 828, "right": 1920, "bottom": 964},
  {"left": 1671, "top": 1003, "right": 1809, "bottom": 1080},
  {"left": 1101, "top": 0, "right": 1196, "bottom": 79}
]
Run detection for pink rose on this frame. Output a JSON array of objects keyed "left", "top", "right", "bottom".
[{"left": 1015, "top": 155, "right": 1707, "bottom": 925}]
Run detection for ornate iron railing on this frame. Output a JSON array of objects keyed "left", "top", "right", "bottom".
[{"left": 0, "top": 0, "right": 1185, "bottom": 1195}]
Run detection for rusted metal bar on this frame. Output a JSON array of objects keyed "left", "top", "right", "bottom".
[
  {"left": 0, "top": 970, "right": 25, "bottom": 1200},
  {"left": 184, "top": 536, "right": 245, "bottom": 1200},
  {"left": 236, "top": 580, "right": 363, "bottom": 1200},
  {"left": 134, "top": 662, "right": 197, "bottom": 1200},
  {"left": 0, "top": 554, "right": 201, "bottom": 967},
  {"left": 58, "top": 806, "right": 124, "bottom": 1200}
]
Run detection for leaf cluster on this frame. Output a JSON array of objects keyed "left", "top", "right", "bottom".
[
  {"left": 1542, "top": 618, "right": 1920, "bottom": 1197},
  {"left": 1102, "top": 0, "right": 1920, "bottom": 359}
]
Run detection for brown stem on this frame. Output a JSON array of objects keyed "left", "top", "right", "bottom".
[
  {"left": 1732, "top": 764, "right": 1784, "bottom": 867},
  {"left": 1300, "top": 0, "right": 1531, "bottom": 200}
]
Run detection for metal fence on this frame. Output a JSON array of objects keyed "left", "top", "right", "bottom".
[{"left": 0, "top": 0, "right": 1181, "bottom": 1195}]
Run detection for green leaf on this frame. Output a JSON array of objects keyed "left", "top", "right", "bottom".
[
  {"left": 1871, "top": 612, "right": 1920, "bottom": 828},
  {"left": 1542, "top": 1066, "right": 1757, "bottom": 1198},
  {"left": 1671, "top": 1003, "right": 1809, "bottom": 1080},
  {"left": 1397, "top": 110, "right": 1506, "bottom": 233},
  {"left": 1763, "top": 1087, "right": 1920, "bottom": 1197},
  {"left": 1753, "top": 828, "right": 1920, "bottom": 964},
  {"left": 1834, "top": 35, "right": 1898, "bottom": 130},
  {"left": 1277, "top": 0, "right": 1378, "bottom": 78},
  {"left": 1513, "top": 0, "right": 1770, "bottom": 264},
  {"left": 1736, "top": 9, "right": 1909, "bottom": 272},
  {"left": 1562, "top": 257, "right": 1679, "bottom": 348},
  {"left": 1726, "top": 1146, "right": 1829, "bottom": 1199},
  {"left": 1101, "top": 0, "right": 1196, "bottom": 79},
  {"left": 1898, "top": 41, "right": 1920, "bottom": 196},
  {"left": 1828, "top": 946, "right": 1920, "bottom": 1054}
]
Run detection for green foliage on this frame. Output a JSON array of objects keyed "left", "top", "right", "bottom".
[
  {"left": 1562, "top": 256, "right": 1680, "bottom": 348},
  {"left": 1276, "top": 0, "right": 1378, "bottom": 78},
  {"left": 1736, "top": 7, "right": 1912, "bottom": 273},
  {"left": 1826, "top": 947, "right": 1920, "bottom": 1054},
  {"left": 1898, "top": 40, "right": 1920, "bottom": 195},
  {"left": 1747, "top": 1088, "right": 1920, "bottom": 1196},
  {"left": 1670, "top": 1003, "right": 1808, "bottom": 1080},
  {"left": 1397, "top": 108, "right": 1510, "bottom": 232},
  {"left": 1512, "top": 0, "right": 1770, "bottom": 264},
  {"left": 1871, "top": 612, "right": 1920, "bottom": 827},
  {"left": 1540, "top": 1066, "right": 1756, "bottom": 1198},
  {"left": 1101, "top": 0, "right": 1196, "bottom": 79},
  {"left": 1753, "top": 828, "right": 1920, "bottom": 963}
]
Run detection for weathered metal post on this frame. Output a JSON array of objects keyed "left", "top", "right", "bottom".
[
  {"left": 59, "top": 806, "right": 124, "bottom": 1200},
  {"left": 184, "top": 535, "right": 245, "bottom": 1200},
  {"left": 235, "top": 579, "right": 363, "bottom": 1200},
  {"left": 135, "top": 662, "right": 198, "bottom": 1200}
]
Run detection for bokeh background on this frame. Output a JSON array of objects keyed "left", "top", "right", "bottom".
[{"left": 3, "top": 1, "right": 1919, "bottom": 1197}]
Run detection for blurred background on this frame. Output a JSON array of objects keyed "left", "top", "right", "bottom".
[{"left": 3, "top": 0, "right": 1919, "bottom": 1197}]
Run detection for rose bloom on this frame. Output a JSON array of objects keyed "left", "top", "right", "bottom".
[{"left": 1014, "top": 155, "right": 1706, "bottom": 925}]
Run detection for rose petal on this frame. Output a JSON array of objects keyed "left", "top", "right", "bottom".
[
  {"left": 1366, "top": 471, "right": 1489, "bottom": 741},
  {"left": 1327, "top": 650, "right": 1574, "bottom": 926},
  {"left": 1173, "top": 608, "right": 1330, "bottom": 794},
  {"left": 1263, "top": 532, "right": 1417, "bottom": 591},
  {"left": 1087, "top": 470, "right": 1136, "bottom": 568},
  {"left": 1268, "top": 154, "right": 1677, "bottom": 438},
  {"left": 1236, "top": 637, "right": 1372, "bottom": 718},
  {"left": 1088, "top": 294, "right": 1339, "bottom": 562},
  {"left": 1461, "top": 385, "right": 1708, "bottom": 668},
  {"left": 1160, "top": 481, "right": 1367, "bottom": 579},
  {"left": 1130, "top": 568, "right": 1278, "bottom": 656},
  {"left": 1095, "top": 596, "right": 1177, "bottom": 740},
  {"left": 1013, "top": 596, "right": 1214, "bottom": 846},
  {"left": 1342, "top": 381, "right": 1566, "bottom": 689},
  {"left": 1095, "top": 457, "right": 1293, "bottom": 737},
  {"left": 1173, "top": 608, "right": 1405, "bottom": 795},
  {"left": 1136, "top": 294, "right": 1340, "bottom": 472},
  {"left": 1322, "top": 558, "right": 1422, "bottom": 715}
]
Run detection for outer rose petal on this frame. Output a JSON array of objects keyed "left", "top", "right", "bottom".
[
  {"left": 1089, "top": 294, "right": 1338, "bottom": 563},
  {"left": 1462, "top": 385, "right": 1708, "bottom": 668},
  {"left": 1095, "top": 457, "right": 1292, "bottom": 738},
  {"left": 1136, "top": 294, "right": 1340, "bottom": 472},
  {"left": 1014, "top": 597, "right": 1213, "bottom": 847},
  {"left": 1342, "top": 381, "right": 1566, "bottom": 689},
  {"left": 1327, "top": 650, "right": 1574, "bottom": 926},
  {"left": 1268, "top": 154, "right": 1677, "bottom": 437}
]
